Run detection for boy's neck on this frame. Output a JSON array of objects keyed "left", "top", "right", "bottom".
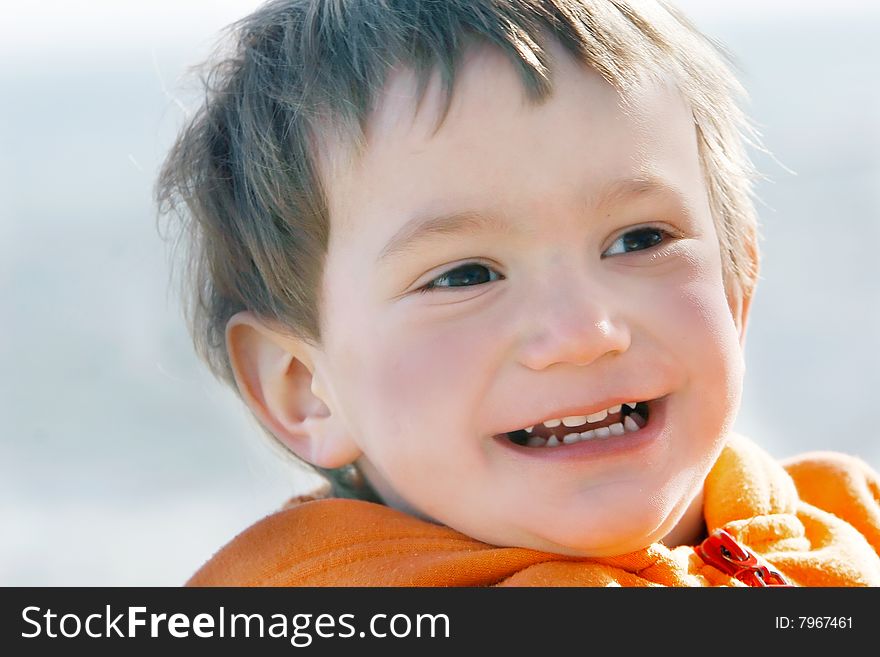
[{"left": 660, "top": 487, "right": 707, "bottom": 548}]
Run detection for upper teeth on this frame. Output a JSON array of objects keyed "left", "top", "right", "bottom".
[{"left": 539, "top": 402, "right": 637, "bottom": 430}]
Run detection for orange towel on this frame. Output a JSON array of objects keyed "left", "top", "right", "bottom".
[{"left": 187, "top": 434, "right": 880, "bottom": 586}]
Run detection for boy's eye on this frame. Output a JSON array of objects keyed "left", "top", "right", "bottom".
[
  {"left": 602, "top": 226, "right": 669, "bottom": 257},
  {"left": 417, "top": 227, "right": 671, "bottom": 294},
  {"left": 419, "top": 263, "right": 503, "bottom": 293}
]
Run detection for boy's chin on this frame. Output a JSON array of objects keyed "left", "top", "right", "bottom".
[
  {"left": 496, "top": 509, "right": 689, "bottom": 557},
  {"left": 505, "top": 485, "right": 708, "bottom": 557},
  {"left": 521, "top": 512, "right": 704, "bottom": 557},
  {"left": 463, "top": 520, "right": 665, "bottom": 558},
  {"left": 526, "top": 533, "right": 660, "bottom": 559}
]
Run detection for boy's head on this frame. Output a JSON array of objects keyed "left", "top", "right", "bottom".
[{"left": 158, "top": 0, "right": 760, "bottom": 557}]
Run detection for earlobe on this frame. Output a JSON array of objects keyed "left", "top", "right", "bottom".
[{"left": 224, "top": 311, "right": 362, "bottom": 469}]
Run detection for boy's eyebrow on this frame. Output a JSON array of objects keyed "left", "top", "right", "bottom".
[{"left": 376, "top": 177, "right": 681, "bottom": 264}]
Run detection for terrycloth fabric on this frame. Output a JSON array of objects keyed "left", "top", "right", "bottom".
[{"left": 187, "top": 434, "right": 880, "bottom": 586}]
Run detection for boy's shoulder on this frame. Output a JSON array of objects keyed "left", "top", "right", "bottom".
[
  {"left": 721, "top": 432, "right": 879, "bottom": 506},
  {"left": 781, "top": 447, "right": 879, "bottom": 485},
  {"left": 780, "top": 448, "right": 880, "bottom": 541},
  {"left": 782, "top": 447, "right": 879, "bottom": 503}
]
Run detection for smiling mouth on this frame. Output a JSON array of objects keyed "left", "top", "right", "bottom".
[{"left": 498, "top": 400, "right": 651, "bottom": 448}]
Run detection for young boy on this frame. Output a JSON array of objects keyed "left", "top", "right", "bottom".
[{"left": 157, "top": 0, "right": 880, "bottom": 586}]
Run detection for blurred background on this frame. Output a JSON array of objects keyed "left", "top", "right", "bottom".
[{"left": 1, "top": 0, "right": 878, "bottom": 585}]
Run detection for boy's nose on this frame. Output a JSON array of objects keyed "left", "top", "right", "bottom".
[{"left": 516, "top": 275, "right": 631, "bottom": 371}]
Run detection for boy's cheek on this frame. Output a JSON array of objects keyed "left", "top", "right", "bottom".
[
  {"left": 328, "top": 312, "right": 495, "bottom": 439},
  {"left": 671, "top": 276, "right": 743, "bottom": 359},
  {"left": 655, "top": 242, "right": 739, "bottom": 344},
  {"left": 668, "top": 276, "right": 746, "bottom": 417}
]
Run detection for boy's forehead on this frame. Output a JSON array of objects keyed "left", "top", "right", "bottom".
[
  {"left": 313, "top": 40, "right": 511, "bottom": 200},
  {"left": 316, "top": 38, "right": 702, "bottom": 241},
  {"left": 366, "top": 40, "right": 516, "bottom": 156}
]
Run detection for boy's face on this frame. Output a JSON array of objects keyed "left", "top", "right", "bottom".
[{"left": 283, "top": 40, "right": 746, "bottom": 556}]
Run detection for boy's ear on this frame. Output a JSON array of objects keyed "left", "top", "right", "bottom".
[
  {"left": 728, "top": 285, "right": 753, "bottom": 349},
  {"left": 733, "top": 237, "right": 759, "bottom": 349},
  {"left": 224, "top": 311, "right": 362, "bottom": 469}
]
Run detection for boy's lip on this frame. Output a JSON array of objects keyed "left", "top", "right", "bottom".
[
  {"left": 491, "top": 394, "right": 664, "bottom": 437},
  {"left": 492, "top": 394, "right": 669, "bottom": 463}
]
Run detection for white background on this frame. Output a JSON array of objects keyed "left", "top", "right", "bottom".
[{"left": 2, "top": 0, "right": 878, "bottom": 585}]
